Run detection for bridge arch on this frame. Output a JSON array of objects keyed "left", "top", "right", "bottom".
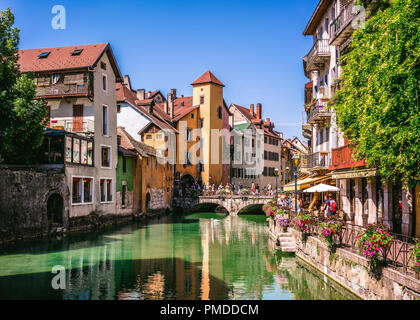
[
  {"left": 191, "top": 202, "right": 229, "bottom": 214},
  {"left": 237, "top": 204, "right": 265, "bottom": 215},
  {"left": 173, "top": 196, "right": 272, "bottom": 216}
]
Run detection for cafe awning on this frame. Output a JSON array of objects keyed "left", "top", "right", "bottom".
[
  {"left": 303, "top": 183, "right": 340, "bottom": 193},
  {"left": 283, "top": 175, "right": 330, "bottom": 192}
]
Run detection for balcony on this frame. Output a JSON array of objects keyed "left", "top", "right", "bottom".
[
  {"left": 301, "top": 151, "right": 331, "bottom": 170},
  {"left": 330, "top": 144, "right": 366, "bottom": 171},
  {"left": 49, "top": 119, "right": 95, "bottom": 134},
  {"left": 330, "top": 0, "right": 360, "bottom": 46},
  {"left": 304, "top": 39, "right": 331, "bottom": 73},
  {"left": 35, "top": 73, "right": 93, "bottom": 98},
  {"left": 302, "top": 112, "right": 312, "bottom": 139},
  {"left": 307, "top": 99, "right": 331, "bottom": 124}
]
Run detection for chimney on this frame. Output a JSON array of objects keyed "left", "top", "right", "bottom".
[
  {"left": 167, "top": 93, "right": 174, "bottom": 117},
  {"left": 170, "top": 89, "right": 177, "bottom": 99},
  {"left": 137, "top": 89, "right": 145, "bottom": 101},
  {"left": 250, "top": 104, "right": 255, "bottom": 116},
  {"left": 124, "top": 75, "right": 132, "bottom": 91},
  {"left": 164, "top": 101, "right": 169, "bottom": 114},
  {"left": 256, "top": 103, "right": 262, "bottom": 120}
]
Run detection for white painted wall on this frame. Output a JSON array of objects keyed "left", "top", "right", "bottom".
[{"left": 117, "top": 103, "right": 151, "bottom": 142}]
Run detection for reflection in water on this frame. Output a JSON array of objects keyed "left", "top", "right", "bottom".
[{"left": 0, "top": 214, "right": 358, "bottom": 300}]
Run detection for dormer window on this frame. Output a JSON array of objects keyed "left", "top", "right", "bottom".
[
  {"left": 38, "top": 52, "right": 50, "bottom": 59},
  {"left": 71, "top": 49, "right": 83, "bottom": 56}
]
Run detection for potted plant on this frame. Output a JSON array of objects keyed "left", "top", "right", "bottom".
[
  {"left": 356, "top": 224, "right": 393, "bottom": 276},
  {"left": 320, "top": 220, "right": 343, "bottom": 252}
]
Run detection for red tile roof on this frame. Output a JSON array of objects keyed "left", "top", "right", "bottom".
[
  {"left": 145, "top": 91, "right": 161, "bottom": 99},
  {"left": 231, "top": 104, "right": 281, "bottom": 139},
  {"left": 116, "top": 83, "right": 177, "bottom": 133},
  {"left": 117, "top": 127, "right": 156, "bottom": 157},
  {"left": 173, "top": 105, "right": 200, "bottom": 122},
  {"left": 174, "top": 96, "right": 193, "bottom": 108},
  {"left": 18, "top": 43, "right": 122, "bottom": 81},
  {"left": 191, "top": 71, "right": 225, "bottom": 87},
  {"left": 116, "top": 82, "right": 138, "bottom": 105},
  {"left": 231, "top": 104, "right": 255, "bottom": 122}
]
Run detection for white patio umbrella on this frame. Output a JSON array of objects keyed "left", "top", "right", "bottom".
[{"left": 303, "top": 183, "right": 340, "bottom": 193}]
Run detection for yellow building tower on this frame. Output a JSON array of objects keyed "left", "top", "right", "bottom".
[{"left": 191, "top": 71, "right": 225, "bottom": 185}]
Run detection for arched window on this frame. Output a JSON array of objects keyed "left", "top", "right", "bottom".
[{"left": 217, "top": 106, "right": 222, "bottom": 120}]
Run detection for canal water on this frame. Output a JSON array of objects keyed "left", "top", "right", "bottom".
[{"left": 0, "top": 213, "right": 358, "bottom": 300}]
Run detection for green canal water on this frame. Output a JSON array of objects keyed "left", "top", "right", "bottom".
[{"left": 0, "top": 213, "right": 358, "bottom": 300}]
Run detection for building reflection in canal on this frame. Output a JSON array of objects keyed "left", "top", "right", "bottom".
[{"left": 0, "top": 214, "right": 358, "bottom": 300}]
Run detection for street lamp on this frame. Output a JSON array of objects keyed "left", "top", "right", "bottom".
[
  {"left": 292, "top": 154, "right": 301, "bottom": 213},
  {"left": 274, "top": 168, "right": 279, "bottom": 202}
]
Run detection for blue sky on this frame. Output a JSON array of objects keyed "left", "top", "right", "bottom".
[{"left": 1, "top": 0, "right": 319, "bottom": 140}]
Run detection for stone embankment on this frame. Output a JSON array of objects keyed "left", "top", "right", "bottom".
[{"left": 267, "top": 217, "right": 420, "bottom": 300}]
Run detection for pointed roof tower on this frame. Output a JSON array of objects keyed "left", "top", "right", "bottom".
[{"left": 191, "top": 70, "right": 225, "bottom": 87}]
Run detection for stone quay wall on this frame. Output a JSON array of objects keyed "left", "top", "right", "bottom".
[
  {"left": 0, "top": 167, "right": 68, "bottom": 243},
  {"left": 289, "top": 228, "right": 420, "bottom": 300},
  {"left": 0, "top": 168, "right": 139, "bottom": 245}
]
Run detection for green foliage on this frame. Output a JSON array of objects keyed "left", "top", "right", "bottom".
[
  {"left": 333, "top": 0, "right": 420, "bottom": 187},
  {"left": 413, "top": 241, "right": 420, "bottom": 272},
  {"left": 0, "top": 8, "right": 47, "bottom": 164}
]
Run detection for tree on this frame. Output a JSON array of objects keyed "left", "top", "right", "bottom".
[
  {"left": 333, "top": 0, "right": 420, "bottom": 187},
  {"left": 0, "top": 8, "right": 47, "bottom": 164}
]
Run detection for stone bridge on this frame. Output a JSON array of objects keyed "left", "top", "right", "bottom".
[{"left": 172, "top": 196, "right": 273, "bottom": 216}]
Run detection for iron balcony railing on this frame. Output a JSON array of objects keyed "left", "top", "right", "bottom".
[
  {"left": 50, "top": 119, "right": 95, "bottom": 134},
  {"left": 307, "top": 99, "right": 331, "bottom": 123},
  {"left": 305, "top": 39, "right": 331, "bottom": 72},
  {"left": 301, "top": 151, "right": 331, "bottom": 169},
  {"left": 330, "top": 0, "right": 360, "bottom": 46}
]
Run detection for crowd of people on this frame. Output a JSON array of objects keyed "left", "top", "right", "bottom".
[{"left": 174, "top": 181, "right": 279, "bottom": 198}]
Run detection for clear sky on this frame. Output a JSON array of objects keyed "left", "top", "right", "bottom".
[{"left": 1, "top": 0, "right": 319, "bottom": 141}]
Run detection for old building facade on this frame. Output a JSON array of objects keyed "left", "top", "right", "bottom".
[
  {"left": 302, "top": 0, "right": 419, "bottom": 237},
  {"left": 18, "top": 43, "right": 123, "bottom": 221}
]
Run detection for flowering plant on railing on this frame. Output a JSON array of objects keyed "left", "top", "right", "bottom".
[
  {"left": 278, "top": 208, "right": 290, "bottom": 217},
  {"left": 320, "top": 220, "right": 343, "bottom": 251},
  {"left": 292, "top": 214, "right": 312, "bottom": 233},
  {"left": 263, "top": 202, "right": 278, "bottom": 218},
  {"left": 413, "top": 241, "right": 420, "bottom": 272},
  {"left": 216, "top": 189, "right": 228, "bottom": 200},
  {"left": 239, "top": 188, "right": 250, "bottom": 196},
  {"left": 356, "top": 224, "right": 393, "bottom": 269},
  {"left": 276, "top": 215, "right": 290, "bottom": 231}
]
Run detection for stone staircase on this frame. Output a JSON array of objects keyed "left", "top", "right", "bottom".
[{"left": 277, "top": 232, "right": 296, "bottom": 253}]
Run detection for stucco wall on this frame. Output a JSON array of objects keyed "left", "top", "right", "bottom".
[{"left": 117, "top": 103, "right": 150, "bottom": 142}]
